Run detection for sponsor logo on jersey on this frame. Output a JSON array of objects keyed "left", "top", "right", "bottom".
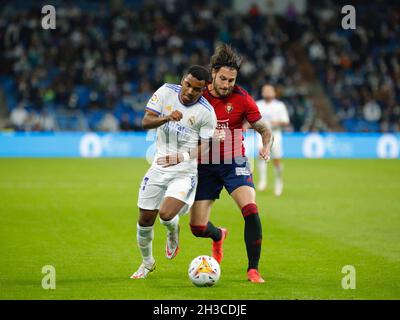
[
  {"left": 166, "top": 121, "right": 190, "bottom": 134},
  {"left": 217, "top": 119, "right": 229, "bottom": 129},
  {"left": 163, "top": 121, "right": 192, "bottom": 141}
]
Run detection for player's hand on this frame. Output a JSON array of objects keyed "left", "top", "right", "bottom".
[
  {"left": 213, "top": 129, "right": 226, "bottom": 141},
  {"left": 156, "top": 153, "right": 183, "bottom": 167},
  {"left": 259, "top": 146, "right": 271, "bottom": 162},
  {"left": 259, "top": 136, "right": 274, "bottom": 161},
  {"left": 167, "top": 110, "right": 183, "bottom": 122}
]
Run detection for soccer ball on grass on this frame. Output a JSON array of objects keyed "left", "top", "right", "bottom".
[{"left": 188, "top": 255, "right": 221, "bottom": 287}]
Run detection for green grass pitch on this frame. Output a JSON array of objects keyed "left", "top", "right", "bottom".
[{"left": 0, "top": 158, "right": 399, "bottom": 300}]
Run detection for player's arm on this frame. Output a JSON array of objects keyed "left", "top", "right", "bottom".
[
  {"left": 156, "top": 127, "right": 226, "bottom": 167},
  {"left": 156, "top": 138, "right": 212, "bottom": 167},
  {"left": 142, "top": 109, "right": 182, "bottom": 129},
  {"left": 156, "top": 111, "right": 220, "bottom": 167},
  {"left": 243, "top": 119, "right": 272, "bottom": 131},
  {"left": 250, "top": 119, "right": 274, "bottom": 161}
]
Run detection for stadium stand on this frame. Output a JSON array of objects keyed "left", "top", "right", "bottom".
[{"left": 0, "top": 0, "right": 398, "bottom": 133}]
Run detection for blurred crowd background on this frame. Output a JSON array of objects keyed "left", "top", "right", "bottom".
[{"left": 0, "top": 0, "right": 399, "bottom": 133}]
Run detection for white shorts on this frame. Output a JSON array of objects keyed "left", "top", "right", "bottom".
[
  {"left": 258, "top": 133, "right": 283, "bottom": 159},
  {"left": 137, "top": 167, "right": 198, "bottom": 216}
]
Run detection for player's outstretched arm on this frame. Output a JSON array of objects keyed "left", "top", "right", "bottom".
[
  {"left": 142, "top": 109, "right": 183, "bottom": 129},
  {"left": 251, "top": 119, "right": 274, "bottom": 160}
]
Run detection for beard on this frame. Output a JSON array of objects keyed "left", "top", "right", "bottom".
[{"left": 213, "top": 84, "right": 233, "bottom": 98}]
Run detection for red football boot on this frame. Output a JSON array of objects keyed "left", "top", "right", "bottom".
[
  {"left": 212, "top": 228, "right": 228, "bottom": 263},
  {"left": 247, "top": 269, "right": 265, "bottom": 283}
]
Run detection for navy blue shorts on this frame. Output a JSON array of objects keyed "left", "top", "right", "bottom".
[{"left": 195, "top": 157, "right": 255, "bottom": 201}]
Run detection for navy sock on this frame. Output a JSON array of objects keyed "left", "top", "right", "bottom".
[
  {"left": 190, "top": 222, "right": 221, "bottom": 241},
  {"left": 242, "top": 203, "right": 262, "bottom": 271}
]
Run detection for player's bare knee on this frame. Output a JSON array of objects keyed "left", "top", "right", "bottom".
[
  {"left": 138, "top": 217, "right": 154, "bottom": 227},
  {"left": 138, "top": 209, "right": 157, "bottom": 227},
  {"left": 158, "top": 210, "right": 177, "bottom": 221}
]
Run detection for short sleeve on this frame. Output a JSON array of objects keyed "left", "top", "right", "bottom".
[
  {"left": 246, "top": 95, "right": 262, "bottom": 124},
  {"left": 145, "top": 85, "right": 166, "bottom": 115},
  {"left": 199, "top": 109, "right": 217, "bottom": 140},
  {"left": 279, "top": 102, "right": 290, "bottom": 124}
]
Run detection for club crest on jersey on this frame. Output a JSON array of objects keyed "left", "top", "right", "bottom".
[
  {"left": 165, "top": 105, "right": 173, "bottom": 112},
  {"left": 225, "top": 103, "right": 234, "bottom": 114},
  {"left": 188, "top": 116, "right": 196, "bottom": 126}
]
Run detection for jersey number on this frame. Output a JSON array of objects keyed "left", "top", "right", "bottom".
[{"left": 141, "top": 177, "right": 149, "bottom": 191}]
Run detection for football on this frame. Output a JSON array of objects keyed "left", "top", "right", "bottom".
[{"left": 188, "top": 255, "right": 221, "bottom": 287}]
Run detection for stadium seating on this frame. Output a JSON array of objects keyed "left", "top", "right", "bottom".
[{"left": 0, "top": 0, "right": 398, "bottom": 132}]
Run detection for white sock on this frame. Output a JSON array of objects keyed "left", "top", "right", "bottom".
[
  {"left": 160, "top": 215, "right": 179, "bottom": 233},
  {"left": 137, "top": 223, "right": 154, "bottom": 265},
  {"left": 257, "top": 159, "right": 267, "bottom": 184},
  {"left": 274, "top": 164, "right": 283, "bottom": 181}
]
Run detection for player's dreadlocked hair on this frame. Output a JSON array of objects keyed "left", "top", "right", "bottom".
[{"left": 210, "top": 43, "right": 243, "bottom": 72}]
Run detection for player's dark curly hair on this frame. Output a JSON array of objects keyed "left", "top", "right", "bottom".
[
  {"left": 210, "top": 43, "right": 243, "bottom": 71},
  {"left": 186, "top": 65, "right": 210, "bottom": 82}
]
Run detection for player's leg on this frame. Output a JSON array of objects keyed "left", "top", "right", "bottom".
[
  {"left": 131, "top": 170, "right": 164, "bottom": 279},
  {"left": 230, "top": 185, "right": 264, "bottom": 283},
  {"left": 190, "top": 200, "right": 228, "bottom": 263},
  {"left": 189, "top": 199, "right": 228, "bottom": 263},
  {"left": 159, "top": 174, "right": 197, "bottom": 259},
  {"left": 189, "top": 164, "right": 227, "bottom": 263},
  {"left": 190, "top": 200, "right": 214, "bottom": 240},
  {"left": 224, "top": 158, "right": 264, "bottom": 282},
  {"left": 158, "top": 196, "right": 186, "bottom": 259},
  {"left": 190, "top": 164, "right": 222, "bottom": 241},
  {"left": 131, "top": 209, "right": 158, "bottom": 279}
]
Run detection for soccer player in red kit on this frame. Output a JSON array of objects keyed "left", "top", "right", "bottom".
[{"left": 190, "top": 44, "right": 273, "bottom": 283}]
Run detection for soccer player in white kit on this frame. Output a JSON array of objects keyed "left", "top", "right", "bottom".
[
  {"left": 256, "top": 85, "right": 290, "bottom": 196},
  {"left": 131, "top": 66, "right": 217, "bottom": 279}
]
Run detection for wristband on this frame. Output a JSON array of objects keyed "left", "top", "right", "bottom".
[{"left": 182, "top": 152, "right": 190, "bottom": 162}]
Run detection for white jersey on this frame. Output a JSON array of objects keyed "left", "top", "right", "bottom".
[
  {"left": 146, "top": 83, "right": 217, "bottom": 174},
  {"left": 256, "top": 99, "right": 290, "bottom": 138}
]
